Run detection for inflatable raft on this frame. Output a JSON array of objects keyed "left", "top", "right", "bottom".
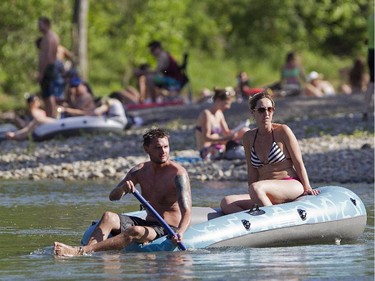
[
  {"left": 126, "top": 99, "right": 184, "bottom": 111},
  {"left": 0, "top": 123, "right": 18, "bottom": 141},
  {"left": 81, "top": 186, "right": 367, "bottom": 252},
  {"left": 32, "top": 116, "right": 126, "bottom": 141}
]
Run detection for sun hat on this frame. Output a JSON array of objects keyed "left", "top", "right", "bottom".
[{"left": 306, "top": 71, "right": 320, "bottom": 82}]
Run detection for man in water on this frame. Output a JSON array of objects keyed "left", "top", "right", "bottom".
[{"left": 54, "top": 128, "right": 192, "bottom": 256}]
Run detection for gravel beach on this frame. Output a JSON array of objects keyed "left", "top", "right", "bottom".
[{"left": 0, "top": 94, "right": 373, "bottom": 184}]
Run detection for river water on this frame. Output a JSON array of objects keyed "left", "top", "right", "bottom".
[{"left": 0, "top": 180, "right": 373, "bottom": 280}]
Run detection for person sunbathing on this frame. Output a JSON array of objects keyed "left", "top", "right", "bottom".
[
  {"left": 5, "top": 95, "right": 55, "bottom": 140},
  {"left": 195, "top": 87, "right": 249, "bottom": 160}
]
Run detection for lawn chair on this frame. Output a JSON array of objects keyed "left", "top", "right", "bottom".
[{"left": 158, "top": 53, "right": 192, "bottom": 103}]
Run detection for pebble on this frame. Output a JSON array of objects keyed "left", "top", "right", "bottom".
[{"left": 0, "top": 95, "right": 373, "bottom": 184}]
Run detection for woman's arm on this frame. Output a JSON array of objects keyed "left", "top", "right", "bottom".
[
  {"left": 299, "top": 65, "right": 306, "bottom": 83},
  {"left": 200, "top": 111, "right": 233, "bottom": 143},
  {"left": 61, "top": 107, "right": 94, "bottom": 116},
  {"left": 218, "top": 112, "right": 232, "bottom": 136},
  {"left": 281, "top": 125, "right": 313, "bottom": 193}
]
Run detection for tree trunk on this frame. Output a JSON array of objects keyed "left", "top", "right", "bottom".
[{"left": 72, "top": 0, "right": 89, "bottom": 80}]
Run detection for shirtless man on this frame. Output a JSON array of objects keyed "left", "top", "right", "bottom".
[
  {"left": 58, "top": 77, "right": 96, "bottom": 116},
  {"left": 54, "top": 128, "right": 192, "bottom": 256},
  {"left": 37, "top": 17, "right": 59, "bottom": 118}
]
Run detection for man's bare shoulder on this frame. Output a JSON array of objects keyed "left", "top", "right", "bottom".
[
  {"left": 128, "top": 162, "right": 147, "bottom": 177},
  {"left": 168, "top": 161, "right": 189, "bottom": 177}
]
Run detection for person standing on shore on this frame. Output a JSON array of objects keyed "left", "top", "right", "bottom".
[
  {"left": 37, "top": 16, "right": 59, "bottom": 118},
  {"left": 220, "top": 91, "right": 319, "bottom": 214},
  {"left": 54, "top": 128, "right": 192, "bottom": 256}
]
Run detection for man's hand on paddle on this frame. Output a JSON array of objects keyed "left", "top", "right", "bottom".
[
  {"left": 109, "top": 178, "right": 136, "bottom": 201},
  {"left": 171, "top": 233, "right": 183, "bottom": 245},
  {"left": 119, "top": 179, "right": 136, "bottom": 194}
]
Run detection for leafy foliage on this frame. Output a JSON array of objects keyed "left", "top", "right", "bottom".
[{"left": 0, "top": 0, "right": 372, "bottom": 109}]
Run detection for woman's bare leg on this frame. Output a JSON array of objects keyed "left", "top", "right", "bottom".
[
  {"left": 250, "top": 179, "right": 304, "bottom": 206},
  {"left": 220, "top": 194, "right": 254, "bottom": 214}
]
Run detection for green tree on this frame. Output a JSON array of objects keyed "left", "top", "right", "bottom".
[
  {"left": 0, "top": 0, "right": 371, "bottom": 108},
  {"left": 0, "top": 0, "right": 72, "bottom": 104}
]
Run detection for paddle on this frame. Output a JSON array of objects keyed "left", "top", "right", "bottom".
[{"left": 132, "top": 189, "right": 187, "bottom": 251}]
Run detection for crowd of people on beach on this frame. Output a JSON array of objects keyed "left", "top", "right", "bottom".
[
  {"left": 2, "top": 14, "right": 373, "bottom": 140},
  {"left": 1, "top": 17, "right": 196, "bottom": 140}
]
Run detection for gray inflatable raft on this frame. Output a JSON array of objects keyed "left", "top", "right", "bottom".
[
  {"left": 81, "top": 186, "right": 367, "bottom": 252},
  {"left": 33, "top": 116, "right": 126, "bottom": 141}
]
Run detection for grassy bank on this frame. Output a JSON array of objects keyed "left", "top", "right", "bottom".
[{"left": 186, "top": 49, "right": 355, "bottom": 95}]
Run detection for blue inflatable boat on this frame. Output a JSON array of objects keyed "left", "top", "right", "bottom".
[{"left": 81, "top": 186, "right": 367, "bottom": 252}]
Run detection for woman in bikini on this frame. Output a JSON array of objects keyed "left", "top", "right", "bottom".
[
  {"left": 195, "top": 87, "right": 248, "bottom": 160},
  {"left": 220, "top": 91, "right": 319, "bottom": 214}
]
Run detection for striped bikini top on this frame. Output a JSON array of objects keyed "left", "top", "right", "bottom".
[{"left": 251, "top": 129, "right": 287, "bottom": 168}]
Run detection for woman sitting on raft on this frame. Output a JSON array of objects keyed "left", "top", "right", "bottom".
[{"left": 220, "top": 91, "right": 319, "bottom": 214}]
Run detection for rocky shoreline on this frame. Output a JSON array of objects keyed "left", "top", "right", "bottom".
[{"left": 0, "top": 94, "right": 373, "bottom": 184}]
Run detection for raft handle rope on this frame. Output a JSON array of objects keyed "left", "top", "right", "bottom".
[
  {"left": 350, "top": 198, "right": 357, "bottom": 206},
  {"left": 248, "top": 204, "right": 265, "bottom": 216},
  {"left": 298, "top": 209, "right": 307, "bottom": 220}
]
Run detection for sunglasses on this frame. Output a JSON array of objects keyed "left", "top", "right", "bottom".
[{"left": 255, "top": 107, "right": 274, "bottom": 113}]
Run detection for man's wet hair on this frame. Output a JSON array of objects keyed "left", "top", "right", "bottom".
[{"left": 143, "top": 128, "right": 169, "bottom": 147}]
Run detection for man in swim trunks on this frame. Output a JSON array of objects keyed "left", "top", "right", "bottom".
[
  {"left": 37, "top": 17, "right": 59, "bottom": 118},
  {"left": 54, "top": 128, "right": 192, "bottom": 256}
]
